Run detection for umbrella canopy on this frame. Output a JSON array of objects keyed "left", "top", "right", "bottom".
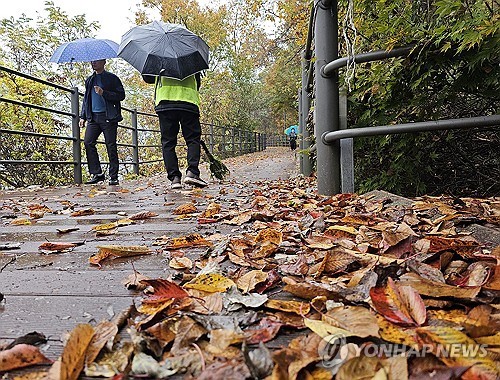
[
  {"left": 118, "top": 21, "right": 209, "bottom": 80},
  {"left": 49, "top": 38, "right": 119, "bottom": 63},
  {"left": 284, "top": 125, "right": 298, "bottom": 136}
]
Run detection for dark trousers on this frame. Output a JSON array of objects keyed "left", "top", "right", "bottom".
[
  {"left": 157, "top": 110, "right": 201, "bottom": 181},
  {"left": 84, "top": 113, "right": 119, "bottom": 179}
]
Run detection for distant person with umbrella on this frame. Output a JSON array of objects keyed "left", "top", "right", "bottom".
[
  {"left": 289, "top": 127, "right": 297, "bottom": 151},
  {"left": 118, "top": 21, "right": 210, "bottom": 189},
  {"left": 79, "top": 59, "right": 125, "bottom": 185}
]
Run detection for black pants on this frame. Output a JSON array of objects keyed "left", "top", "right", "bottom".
[
  {"left": 84, "top": 113, "right": 119, "bottom": 179},
  {"left": 290, "top": 138, "right": 297, "bottom": 150},
  {"left": 157, "top": 110, "right": 201, "bottom": 181}
]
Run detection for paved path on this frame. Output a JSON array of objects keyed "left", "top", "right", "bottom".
[{"left": 0, "top": 147, "right": 299, "bottom": 359}]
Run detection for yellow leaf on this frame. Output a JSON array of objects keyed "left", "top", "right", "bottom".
[
  {"left": 184, "top": 273, "right": 236, "bottom": 293},
  {"left": 416, "top": 326, "right": 499, "bottom": 380},
  {"left": 304, "top": 318, "right": 354, "bottom": 340},
  {"left": 10, "top": 218, "right": 31, "bottom": 225},
  {"left": 48, "top": 324, "right": 94, "bottom": 380},
  {"left": 91, "top": 222, "right": 118, "bottom": 231},
  {"left": 200, "top": 202, "right": 221, "bottom": 218},
  {"left": 117, "top": 218, "right": 134, "bottom": 226}
]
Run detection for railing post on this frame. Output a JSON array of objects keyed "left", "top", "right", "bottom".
[
  {"left": 315, "top": 0, "right": 340, "bottom": 195},
  {"left": 132, "top": 109, "right": 140, "bottom": 175},
  {"left": 301, "top": 55, "right": 313, "bottom": 176},
  {"left": 71, "top": 87, "right": 82, "bottom": 184},
  {"left": 209, "top": 124, "right": 215, "bottom": 153},
  {"left": 339, "top": 88, "right": 353, "bottom": 192},
  {"left": 239, "top": 129, "right": 243, "bottom": 155},
  {"left": 221, "top": 126, "right": 226, "bottom": 158},
  {"left": 231, "top": 127, "right": 236, "bottom": 156}
]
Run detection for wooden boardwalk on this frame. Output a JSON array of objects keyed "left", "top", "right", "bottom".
[{"left": 0, "top": 147, "right": 299, "bottom": 361}]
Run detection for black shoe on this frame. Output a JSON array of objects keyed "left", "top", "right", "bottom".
[
  {"left": 109, "top": 178, "right": 119, "bottom": 186},
  {"left": 184, "top": 171, "right": 208, "bottom": 188},
  {"left": 85, "top": 173, "right": 105, "bottom": 184}
]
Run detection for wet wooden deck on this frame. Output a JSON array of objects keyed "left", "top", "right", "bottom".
[{"left": 0, "top": 147, "right": 299, "bottom": 362}]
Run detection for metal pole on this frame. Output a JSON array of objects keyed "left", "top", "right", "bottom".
[
  {"left": 209, "top": 124, "right": 215, "bottom": 153},
  {"left": 131, "top": 109, "right": 140, "bottom": 175},
  {"left": 301, "top": 55, "right": 313, "bottom": 176},
  {"left": 315, "top": 0, "right": 340, "bottom": 195},
  {"left": 71, "top": 87, "right": 82, "bottom": 184},
  {"left": 239, "top": 129, "right": 243, "bottom": 155},
  {"left": 339, "top": 89, "right": 354, "bottom": 192}
]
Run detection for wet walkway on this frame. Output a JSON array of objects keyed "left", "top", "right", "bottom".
[{"left": 0, "top": 147, "right": 299, "bottom": 358}]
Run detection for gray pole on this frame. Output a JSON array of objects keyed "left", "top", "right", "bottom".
[
  {"left": 315, "top": 0, "right": 340, "bottom": 195},
  {"left": 71, "top": 87, "right": 82, "bottom": 184},
  {"left": 131, "top": 109, "right": 139, "bottom": 175},
  {"left": 301, "top": 55, "right": 313, "bottom": 177}
]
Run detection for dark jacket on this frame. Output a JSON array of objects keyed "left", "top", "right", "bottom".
[{"left": 80, "top": 70, "right": 125, "bottom": 123}]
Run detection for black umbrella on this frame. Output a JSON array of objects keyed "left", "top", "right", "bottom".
[{"left": 118, "top": 21, "right": 209, "bottom": 79}]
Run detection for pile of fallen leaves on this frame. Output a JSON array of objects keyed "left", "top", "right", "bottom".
[{"left": 1, "top": 176, "right": 500, "bottom": 379}]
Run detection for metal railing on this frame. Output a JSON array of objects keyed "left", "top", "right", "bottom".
[
  {"left": 299, "top": 0, "right": 500, "bottom": 195},
  {"left": 0, "top": 65, "right": 266, "bottom": 186}
]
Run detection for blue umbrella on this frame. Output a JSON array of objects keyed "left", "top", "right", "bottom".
[
  {"left": 50, "top": 38, "right": 119, "bottom": 63},
  {"left": 284, "top": 125, "right": 298, "bottom": 136}
]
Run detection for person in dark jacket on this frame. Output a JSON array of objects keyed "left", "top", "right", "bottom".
[{"left": 80, "top": 59, "right": 125, "bottom": 185}]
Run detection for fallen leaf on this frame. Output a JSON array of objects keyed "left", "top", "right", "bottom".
[
  {"left": 200, "top": 202, "right": 221, "bottom": 218},
  {"left": 169, "top": 256, "right": 193, "bottom": 270},
  {"left": 184, "top": 273, "right": 236, "bottom": 293},
  {"left": 173, "top": 203, "right": 197, "bottom": 215},
  {"left": 38, "top": 242, "right": 78, "bottom": 253},
  {"left": 48, "top": 324, "right": 95, "bottom": 380},
  {"left": 139, "top": 279, "right": 190, "bottom": 304},
  {"left": 10, "top": 218, "right": 31, "bottom": 225},
  {"left": 90, "top": 245, "right": 152, "bottom": 266},
  {"left": 236, "top": 270, "right": 268, "bottom": 293},
  {"left": 265, "top": 299, "right": 310, "bottom": 315},
  {"left": 370, "top": 277, "right": 427, "bottom": 327},
  {"left": 129, "top": 211, "right": 159, "bottom": 220},
  {"left": 0, "top": 344, "right": 52, "bottom": 371},
  {"left": 70, "top": 208, "right": 95, "bottom": 217}
]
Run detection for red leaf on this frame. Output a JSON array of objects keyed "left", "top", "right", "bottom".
[
  {"left": 0, "top": 344, "right": 52, "bottom": 371},
  {"left": 140, "top": 279, "right": 189, "bottom": 304},
  {"left": 370, "top": 277, "right": 427, "bottom": 327}
]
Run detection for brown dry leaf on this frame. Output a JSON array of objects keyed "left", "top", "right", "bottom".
[
  {"left": 265, "top": 299, "right": 310, "bottom": 315},
  {"left": 272, "top": 334, "right": 321, "bottom": 380},
  {"left": 95, "top": 228, "right": 118, "bottom": 237},
  {"left": 304, "top": 235, "right": 335, "bottom": 250},
  {"left": 255, "top": 228, "right": 282, "bottom": 245},
  {"left": 89, "top": 245, "right": 152, "bottom": 266},
  {"left": 38, "top": 242, "right": 78, "bottom": 253},
  {"left": 173, "top": 203, "right": 197, "bottom": 215},
  {"left": 398, "top": 272, "right": 481, "bottom": 299},
  {"left": 225, "top": 210, "right": 252, "bottom": 225},
  {"left": 324, "top": 306, "right": 380, "bottom": 338},
  {"left": 84, "top": 342, "right": 134, "bottom": 377},
  {"left": 10, "top": 218, "right": 31, "bottom": 225},
  {"left": 48, "top": 324, "right": 95, "bottom": 380},
  {"left": 0, "top": 344, "right": 52, "bottom": 371},
  {"left": 129, "top": 211, "right": 159, "bottom": 220},
  {"left": 85, "top": 321, "right": 118, "bottom": 365},
  {"left": 171, "top": 316, "right": 207, "bottom": 354},
  {"left": 155, "top": 233, "right": 212, "bottom": 249},
  {"left": 200, "top": 202, "right": 221, "bottom": 218},
  {"left": 335, "top": 356, "right": 384, "bottom": 380},
  {"left": 206, "top": 328, "right": 245, "bottom": 355},
  {"left": 121, "top": 271, "right": 150, "bottom": 290},
  {"left": 70, "top": 208, "right": 95, "bottom": 217},
  {"left": 236, "top": 270, "right": 268, "bottom": 293},
  {"left": 370, "top": 277, "right": 427, "bottom": 327},
  {"left": 169, "top": 256, "right": 193, "bottom": 270},
  {"left": 184, "top": 273, "right": 236, "bottom": 293},
  {"left": 57, "top": 228, "right": 80, "bottom": 235},
  {"left": 283, "top": 277, "right": 338, "bottom": 300},
  {"left": 416, "top": 326, "right": 499, "bottom": 380}
]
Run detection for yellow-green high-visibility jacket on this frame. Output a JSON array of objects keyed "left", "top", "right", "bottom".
[{"left": 154, "top": 75, "right": 200, "bottom": 107}]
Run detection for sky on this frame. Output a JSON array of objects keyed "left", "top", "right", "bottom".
[{"left": 1, "top": 0, "right": 216, "bottom": 44}]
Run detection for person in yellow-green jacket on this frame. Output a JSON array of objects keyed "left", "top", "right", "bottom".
[{"left": 143, "top": 73, "right": 207, "bottom": 189}]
